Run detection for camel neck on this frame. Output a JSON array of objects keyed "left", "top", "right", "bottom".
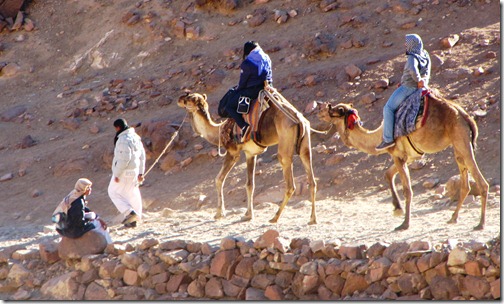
[
  {"left": 190, "top": 110, "right": 223, "bottom": 146},
  {"left": 342, "top": 124, "right": 386, "bottom": 155}
]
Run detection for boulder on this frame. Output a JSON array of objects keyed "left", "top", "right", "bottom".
[
  {"left": 40, "top": 272, "right": 80, "bottom": 300},
  {"left": 58, "top": 230, "right": 109, "bottom": 259}
]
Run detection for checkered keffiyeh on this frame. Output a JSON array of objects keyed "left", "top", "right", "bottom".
[{"left": 405, "top": 34, "right": 429, "bottom": 75}]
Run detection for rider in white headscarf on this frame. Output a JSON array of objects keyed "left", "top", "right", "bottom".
[{"left": 376, "top": 34, "right": 431, "bottom": 151}]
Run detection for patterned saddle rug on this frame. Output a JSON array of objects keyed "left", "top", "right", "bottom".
[{"left": 393, "top": 88, "right": 430, "bottom": 140}]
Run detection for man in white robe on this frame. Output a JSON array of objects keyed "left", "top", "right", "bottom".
[{"left": 108, "top": 118, "right": 146, "bottom": 228}]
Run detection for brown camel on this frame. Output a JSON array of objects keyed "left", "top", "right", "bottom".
[
  {"left": 317, "top": 90, "right": 489, "bottom": 231},
  {"left": 177, "top": 90, "right": 318, "bottom": 224}
]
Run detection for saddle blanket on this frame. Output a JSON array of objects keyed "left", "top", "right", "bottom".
[{"left": 393, "top": 88, "right": 429, "bottom": 140}]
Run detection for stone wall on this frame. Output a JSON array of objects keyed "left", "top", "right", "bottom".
[{"left": 0, "top": 229, "right": 500, "bottom": 300}]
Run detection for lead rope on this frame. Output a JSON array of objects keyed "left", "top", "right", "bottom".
[{"left": 142, "top": 112, "right": 188, "bottom": 180}]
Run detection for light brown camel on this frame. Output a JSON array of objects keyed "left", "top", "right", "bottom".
[
  {"left": 177, "top": 91, "right": 318, "bottom": 224},
  {"left": 317, "top": 90, "right": 489, "bottom": 231}
]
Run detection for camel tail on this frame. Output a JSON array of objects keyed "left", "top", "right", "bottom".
[{"left": 452, "top": 102, "right": 479, "bottom": 150}]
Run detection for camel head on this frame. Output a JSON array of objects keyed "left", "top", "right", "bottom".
[
  {"left": 317, "top": 102, "right": 361, "bottom": 132},
  {"left": 177, "top": 92, "right": 209, "bottom": 114}
]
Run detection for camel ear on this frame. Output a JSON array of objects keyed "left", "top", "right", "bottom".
[{"left": 202, "top": 94, "right": 207, "bottom": 101}]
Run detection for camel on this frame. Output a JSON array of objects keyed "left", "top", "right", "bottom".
[
  {"left": 317, "top": 90, "right": 489, "bottom": 231},
  {"left": 177, "top": 89, "right": 318, "bottom": 224}
]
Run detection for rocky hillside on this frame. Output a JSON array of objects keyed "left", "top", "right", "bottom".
[{"left": 0, "top": 0, "right": 500, "bottom": 300}]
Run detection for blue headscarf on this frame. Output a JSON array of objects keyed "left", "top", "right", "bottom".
[
  {"left": 405, "top": 34, "right": 429, "bottom": 76},
  {"left": 246, "top": 45, "right": 272, "bottom": 77}
]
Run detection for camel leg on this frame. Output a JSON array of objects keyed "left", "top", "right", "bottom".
[
  {"left": 298, "top": 132, "right": 318, "bottom": 225},
  {"left": 385, "top": 164, "right": 403, "bottom": 216},
  {"left": 215, "top": 153, "right": 239, "bottom": 220},
  {"left": 448, "top": 159, "right": 470, "bottom": 225},
  {"left": 450, "top": 147, "right": 489, "bottom": 230},
  {"left": 392, "top": 157, "right": 413, "bottom": 231},
  {"left": 269, "top": 153, "right": 295, "bottom": 224},
  {"left": 469, "top": 162, "right": 489, "bottom": 230},
  {"left": 241, "top": 154, "right": 257, "bottom": 222}
]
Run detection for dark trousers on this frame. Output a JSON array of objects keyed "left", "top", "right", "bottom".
[{"left": 224, "top": 85, "right": 263, "bottom": 128}]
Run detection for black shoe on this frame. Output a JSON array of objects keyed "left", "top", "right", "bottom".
[
  {"left": 121, "top": 211, "right": 138, "bottom": 225},
  {"left": 376, "top": 140, "right": 395, "bottom": 151},
  {"left": 124, "top": 221, "right": 137, "bottom": 228}
]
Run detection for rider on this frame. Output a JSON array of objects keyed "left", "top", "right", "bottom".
[
  {"left": 221, "top": 41, "right": 273, "bottom": 141},
  {"left": 376, "top": 33, "right": 431, "bottom": 151}
]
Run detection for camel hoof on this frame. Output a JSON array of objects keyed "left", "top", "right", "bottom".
[
  {"left": 447, "top": 218, "right": 457, "bottom": 224},
  {"left": 308, "top": 220, "right": 317, "bottom": 225},
  {"left": 393, "top": 208, "right": 404, "bottom": 217},
  {"left": 473, "top": 224, "right": 484, "bottom": 231},
  {"left": 269, "top": 217, "right": 278, "bottom": 224},
  {"left": 394, "top": 224, "right": 409, "bottom": 231},
  {"left": 214, "top": 212, "right": 225, "bottom": 220}
]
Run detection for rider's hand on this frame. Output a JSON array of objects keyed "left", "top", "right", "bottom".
[{"left": 417, "top": 80, "right": 425, "bottom": 88}]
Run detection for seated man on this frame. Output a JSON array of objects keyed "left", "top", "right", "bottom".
[
  {"left": 219, "top": 41, "right": 273, "bottom": 142},
  {"left": 52, "top": 178, "right": 111, "bottom": 242}
]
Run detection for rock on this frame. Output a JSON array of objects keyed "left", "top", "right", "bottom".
[
  {"left": 339, "top": 245, "right": 363, "bottom": 259},
  {"left": 220, "top": 237, "right": 237, "bottom": 250},
  {"left": 325, "top": 274, "right": 345, "bottom": 295},
  {"left": 360, "top": 92, "right": 376, "bottom": 104},
  {"left": 341, "top": 273, "right": 368, "bottom": 297},
  {"left": 188, "top": 280, "right": 205, "bottom": 298},
  {"left": 12, "top": 248, "right": 39, "bottom": 261},
  {"left": 0, "top": 173, "right": 14, "bottom": 182},
  {"left": 366, "top": 257, "right": 392, "bottom": 283},
  {"left": 10, "top": 288, "right": 31, "bottom": 300},
  {"left": 374, "top": 79, "right": 389, "bottom": 89},
  {"left": 1, "top": 62, "right": 21, "bottom": 77},
  {"left": 235, "top": 257, "right": 256, "bottom": 279},
  {"left": 254, "top": 229, "right": 280, "bottom": 249},
  {"left": 205, "top": 277, "right": 224, "bottom": 298},
  {"left": 138, "top": 238, "right": 159, "bottom": 250},
  {"left": 158, "top": 249, "right": 189, "bottom": 266},
  {"left": 19, "top": 135, "right": 36, "bottom": 149},
  {"left": 344, "top": 64, "right": 362, "bottom": 80},
  {"left": 123, "top": 269, "right": 140, "bottom": 286},
  {"left": 58, "top": 230, "right": 109, "bottom": 259},
  {"left": 422, "top": 178, "right": 439, "bottom": 189},
  {"left": 490, "top": 278, "right": 500, "bottom": 299},
  {"left": 40, "top": 272, "right": 80, "bottom": 300},
  {"left": 245, "top": 287, "right": 267, "bottom": 300},
  {"left": 265, "top": 284, "right": 284, "bottom": 300},
  {"left": 39, "top": 242, "right": 60, "bottom": 264},
  {"left": 383, "top": 242, "right": 409, "bottom": 262},
  {"left": 248, "top": 14, "right": 266, "bottom": 27},
  {"left": 1, "top": 105, "right": 26, "bottom": 122},
  {"left": 165, "top": 273, "right": 188, "bottom": 293},
  {"left": 367, "top": 242, "right": 388, "bottom": 258},
  {"left": 7, "top": 263, "right": 31, "bottom": 287},
  {"left": 447, "top": 247, "right": 468, "bottom": 266},
  {"left": 210, "top": 249, "right": 240, "bottom": 278},
  {"left": 84, "top": 282, "right": 112, "bottom": 300},
  {"left": 461, "top": 275, "right": 490, "bottom": 299},
  {"left": 441, "top": 34, "right": 460, "bottom": 49},
  {"left": 430, "top": 276, "right": 460, "bottom": 300},
  {"left": 445, "top": 175, "right": 479, "bottom": 200},
  {"left": 397, "top": 273, "right": 427, "bottom": 295}
]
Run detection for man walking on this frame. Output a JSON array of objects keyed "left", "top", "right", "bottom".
[{"left": 108, "top": 118, "right": 146, "bottom": 228}]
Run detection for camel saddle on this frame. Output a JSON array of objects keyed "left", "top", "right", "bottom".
[
  {"left": 393, "top": 88, "right": 430, "bottom": 140},
  {"left": 221, "top": 92, "right": 271, "bottom": 145}
]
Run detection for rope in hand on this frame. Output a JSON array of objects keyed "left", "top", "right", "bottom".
[{"left": 142, "top": 112, "right": 188, "bottom": 180}]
